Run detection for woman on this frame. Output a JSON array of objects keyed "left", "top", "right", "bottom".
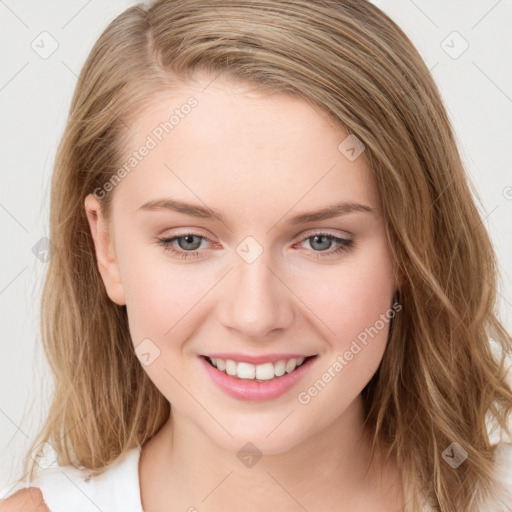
[{"left": 2, "top": 1, "right": 511, "bottom": 510}]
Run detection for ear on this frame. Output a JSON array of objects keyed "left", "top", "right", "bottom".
[{"left": 84, "top": 194, "right": 126, "bottom": 306}]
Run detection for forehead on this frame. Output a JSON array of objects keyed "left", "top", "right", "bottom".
[{"left": 113, "top": 76, "right": 380, "bottom": 220}]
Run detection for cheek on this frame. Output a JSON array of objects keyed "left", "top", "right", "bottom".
[
  {"left": 115, "top": 241, "right": 194, "bottom": 344},
  {"left": 293, "top": 237, "right": 395, "bottom": 345},
  {"left": 295, "top": 242, "right": 396, "bottom": 412},
  {"left": 116, "top": 245, "right": 205, "bottom": 400}
]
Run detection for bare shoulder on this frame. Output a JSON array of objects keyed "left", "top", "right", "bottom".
[{"left": 0, "top": 487, "right": 49, "bottom": 512}]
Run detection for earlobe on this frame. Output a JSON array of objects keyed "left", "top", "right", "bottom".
[{"left": 84, "top": 194, "right": 126, "bottom": 306}]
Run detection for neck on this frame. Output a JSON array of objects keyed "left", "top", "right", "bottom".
[{"left": 139, "top": 396, "right": 402, "bottom": 511}]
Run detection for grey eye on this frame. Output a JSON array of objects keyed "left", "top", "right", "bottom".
[
  {"left": 308, "top": 235, "right": 333, "bottom": 251},
  {"left": 176, "top": 235, "right": 203, "bottom": 251}
]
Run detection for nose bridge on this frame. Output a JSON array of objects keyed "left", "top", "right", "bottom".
[{"left": 218, "top": 238, "right": 294, "bottom": 337}]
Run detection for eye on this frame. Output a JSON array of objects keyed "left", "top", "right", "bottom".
[
  {"left": 157, "top": 233, "right": 210, "bottom": 259},
  {"left": 295, "top": 232, "right": 354, "bottom": 258}
]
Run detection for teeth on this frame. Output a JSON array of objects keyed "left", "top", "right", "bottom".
[
  {"left": 285, "top": 358, "right": 297, "bottom": 373},
  {"left": 208, "top": 356, "right": 309, "bottom": 381},
  {"left": 274, "top": 360, "right": 286, "bottom": 377},
  {"left": 226, "top": 359, "right": 237, "bottom": 376},
  {"left": 256, "top": 362, "right": 275, "bottom": 380},
  {"left": 237, "top": 362, "right": 256, "bottom": 379}
]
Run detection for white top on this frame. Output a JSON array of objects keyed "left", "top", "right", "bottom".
[
  {"left": 1, "top": 447, "right": 143, "bottom": 512},
  {"left": 1, "top": 443, "right": 511, "bottom": 511}
]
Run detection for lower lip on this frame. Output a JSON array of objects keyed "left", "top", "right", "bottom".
[{"left": 199, "top": 356, "right": 317, "bottom": 401}]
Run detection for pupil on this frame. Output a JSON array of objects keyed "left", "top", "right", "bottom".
[
  {"left": 312, "top": 235, "right": 330, "bottom": 251},
  {"left": 179, "top": 235, "right": 201, "bottom": 251}
]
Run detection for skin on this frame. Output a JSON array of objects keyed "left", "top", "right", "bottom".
[{"left": 83, "top": 74, "right": 403, "bottom": 511}]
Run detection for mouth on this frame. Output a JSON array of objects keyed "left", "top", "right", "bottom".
[
  {"left": 199, "top": 353, "right": 319, "bottom": 401},
  {"left": 201, "top": 354, "right": 318, "bottom": 382}
]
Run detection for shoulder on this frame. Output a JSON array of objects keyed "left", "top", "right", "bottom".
[
  {"left": 0, "top": 463, "right": 91, "bottom": 512},
  {"left": 1, "top": 446, "right": 143, "bottom": 512},
  {"left": 0, "top": 487, "right": 49, "bottom": 511}
]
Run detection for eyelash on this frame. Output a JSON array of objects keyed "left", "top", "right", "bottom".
[{"left": 156, "top": 231, "right": 354, "bottom": 260}]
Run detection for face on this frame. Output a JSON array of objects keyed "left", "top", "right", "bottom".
[{"left": 85, "top": 75, "right": 397, "bottom": 455}]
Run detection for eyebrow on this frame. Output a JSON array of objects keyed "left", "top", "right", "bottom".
[{"left": 138, "top": 198, "right": 374, "bottom": 224}]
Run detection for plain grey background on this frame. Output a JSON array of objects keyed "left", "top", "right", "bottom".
[{"left": 1, "top": 0, "right": 511, "bottom": 489}]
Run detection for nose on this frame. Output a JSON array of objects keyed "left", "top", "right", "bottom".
[{"left": 217, "top": 248, "right": 295, "bottom": 339}]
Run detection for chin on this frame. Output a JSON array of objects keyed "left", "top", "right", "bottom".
[{"left": 207, "top": 419, "right": 309, "bottom": 457}]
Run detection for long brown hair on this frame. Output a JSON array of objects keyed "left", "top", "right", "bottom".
[{"left": 20, "top": 1, "right": 512, "bottom": 510}]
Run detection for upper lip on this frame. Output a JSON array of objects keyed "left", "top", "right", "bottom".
[{"left": 201, "top": 353, "right": 317, "bottom": 365}]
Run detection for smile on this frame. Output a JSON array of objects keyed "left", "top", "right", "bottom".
[
  {"left": 199, "top": 354, "right": 319, "bottom": 401},
  {"left": 205, "top": 355, "right": 314, "bottom": 381}
]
